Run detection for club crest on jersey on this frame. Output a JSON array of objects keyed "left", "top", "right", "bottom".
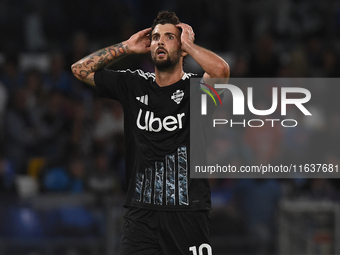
[{"left": 171, "top": 90, "right": 184, "bottom": 104}]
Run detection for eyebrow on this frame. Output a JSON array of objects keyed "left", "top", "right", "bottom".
[{"left": 152, "top": 32, "right": 178, "bottom": 37}]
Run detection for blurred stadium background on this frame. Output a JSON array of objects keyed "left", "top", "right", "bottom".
[{"left": 1, "top": 0, "right": 340, "bottom": 254}]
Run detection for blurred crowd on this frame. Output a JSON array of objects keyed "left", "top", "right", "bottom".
[
  {"left": 1, "top": 0, "right": 340, "bottom": 254},
  {"left": 0, "top": 50, "right": 126, "bottom": 195}
]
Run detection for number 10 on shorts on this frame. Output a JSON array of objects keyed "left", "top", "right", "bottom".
[{"left": 189, "top": 243, "right": 212, "bottom": 255}]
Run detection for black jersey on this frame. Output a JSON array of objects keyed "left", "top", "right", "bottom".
[{"left": 94, "top": 69, "right": 211, "bottom": 211}]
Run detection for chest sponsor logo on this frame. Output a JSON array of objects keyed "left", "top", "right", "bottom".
[
  {"left": 136, "top": 109, "right": 185, "bottom": 132},
  {"left": 171, "top": 90, "right": 184, "bottom": 104}
]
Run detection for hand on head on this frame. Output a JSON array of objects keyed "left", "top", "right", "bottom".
[
  {"left": 126, "top": 28, "right": 152, "bottom": 54},
  {"left": 176, "top": 23, "right": 195, "bottom": 52}
]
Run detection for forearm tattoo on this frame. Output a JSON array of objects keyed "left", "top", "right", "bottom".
[{"left": 72, "top": 43, "right": 129, "bottom": 82}]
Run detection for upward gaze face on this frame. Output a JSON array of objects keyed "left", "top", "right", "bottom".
[{"left": 150, "top": 24, "right": 183, "bottom": 70}]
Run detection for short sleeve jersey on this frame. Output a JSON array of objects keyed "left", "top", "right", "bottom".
[{"left": 94, "top": 69, "right": 211, "bottom": 211}]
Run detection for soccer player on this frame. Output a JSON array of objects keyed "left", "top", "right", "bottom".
[{"left": 72, "top": 11, "right": 229, "bottom": 255}]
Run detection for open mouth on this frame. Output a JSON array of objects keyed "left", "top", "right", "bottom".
[{"left": 157, "top": 48, "right": 167, "bottom": 57}]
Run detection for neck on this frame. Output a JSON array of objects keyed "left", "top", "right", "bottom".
[{"left": 155, "top": 63, "right": 184, "bottom": 87}]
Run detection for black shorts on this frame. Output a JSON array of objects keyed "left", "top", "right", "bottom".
[{"left": 118, "top": 207, "right": 212, "bottom": 255}]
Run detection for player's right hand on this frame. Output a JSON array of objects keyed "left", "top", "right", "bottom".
[{"left": 126, "top": 28, "right": 152, "bottom": 54}]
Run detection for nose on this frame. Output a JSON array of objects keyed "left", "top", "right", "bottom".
[{"left": 158, "top": 36, "right": 165, "bottom": 46}]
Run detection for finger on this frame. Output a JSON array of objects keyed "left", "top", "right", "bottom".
[
  {"left": 184, "top": 24, "right": 193, "bottom": 33},
  {"left": 177, "top": 22, "right": 187, "bottom": 27},
  {"left": 141, "top": 27, "right": 152, "bottom": 35},
  {"left": 177, "top": 23, "right": 193, "bottom": 36},
  {"left": 177, "top": 23, "right": 191, "bottom": 30},
  {"left": 145, "top": 40, "right": 151, "bottom": 47},
  {"left": 176, "top": 23, "right": 186, "bottom": 30}
]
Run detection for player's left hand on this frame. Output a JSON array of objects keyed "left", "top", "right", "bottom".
[{"left": 176, "top": 23, "right": 195, "bottom": 53}]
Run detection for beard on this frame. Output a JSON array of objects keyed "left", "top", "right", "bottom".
[{"left": 151, "top": 50, "right": 181, "bottom": 71}]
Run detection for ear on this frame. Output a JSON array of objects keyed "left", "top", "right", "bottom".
[{"left": 181, "top": 50, "right": 188, "bottom": 57}]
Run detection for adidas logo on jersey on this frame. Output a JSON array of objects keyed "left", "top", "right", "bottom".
[
  {"left": 136, "top": 109, "right": 185, "bottom": 132},
  {"left": 136, "top": 95, "right": 148, "bottom": 105}
]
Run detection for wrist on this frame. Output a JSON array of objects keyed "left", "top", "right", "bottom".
[
  {"left": 123, "top": 40, "right": 133, "bottom": 54},
  {"left": 182, "top": 40, "right": 194, "bottom": 54}
]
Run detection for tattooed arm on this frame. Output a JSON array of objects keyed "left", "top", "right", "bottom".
[{"left": 71, "top": 28, "right": 152, "bottom": 86}]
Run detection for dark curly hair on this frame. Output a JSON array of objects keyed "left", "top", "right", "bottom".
[{"left": 151, "top": 11, "right": 181, "bottom": 33}]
